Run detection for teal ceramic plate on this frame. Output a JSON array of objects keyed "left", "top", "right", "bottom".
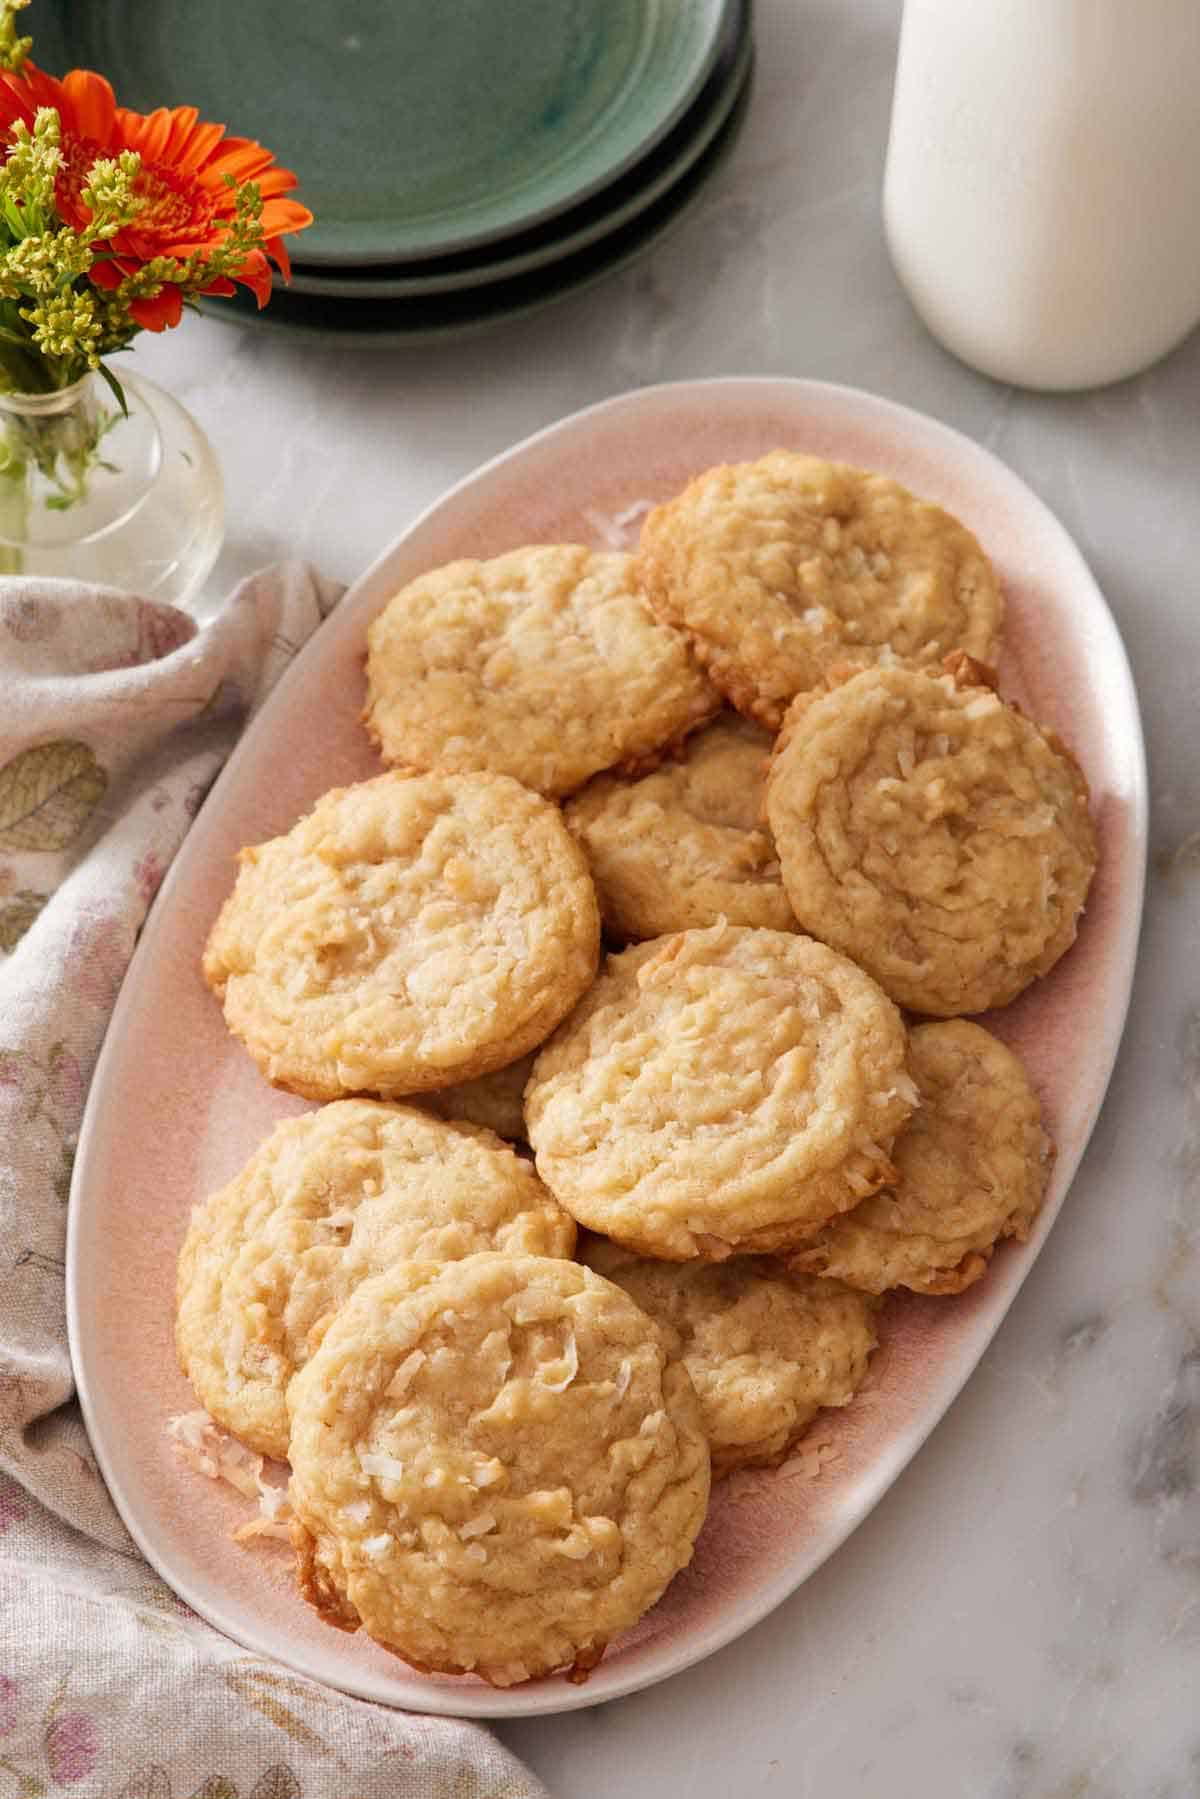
[
  {"left": 36, "top": 0, "right": 731, "bottom": 265},
  {"left": 198, "top": 57, "right": 752, "bottom": 348},
  {"left": 287, "top": 2, "right": 750, "bottom": 299}
]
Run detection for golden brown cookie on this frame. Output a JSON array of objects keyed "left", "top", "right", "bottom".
[
  {"left": 785, "top": 1021, "right": 1053, "bottom": 1295},
  {"left": 580, "top": 1235, "right": 878, "bottom": 1473},
  {"left": 765, "top": 660, "right": 1097, "bottom": 1015},
  {"left": 202, "top": 770, "right": 600, "bottom": 1100},
  {"left": 636, "top": 452, "right": 1003, "bottom": 729},
  {"left": 419, "top": 1052, "right": 535, "bottom": 1143},
  {"left": 525, "top": 923, "right": 913, "bottom": 1261},
  {"left": 175, "top": 1102, "right": 576, "bottom": 1458},
  {"left": 362, "top": 545, "right": 718, "bottom": 798},
  {"left": 287, "top": 1252, "right": 711, "bottom": 1685},
  {"left": 564, "top": 713, "right": 795, "bottom": 941}
]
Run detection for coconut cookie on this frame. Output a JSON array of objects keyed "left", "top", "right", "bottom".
[
  {"left": 175, "top": 1102, "right": 576, "bottom": 1459},
  {"left": 362, "top": 545, "right": 718, "bottom": 798},
  {"left": 202, "top": 770, "right": 600, "bottom": 1100},
  {"left": 525, "top": 924, "right": 913, "bottom": 1261},
  {"left": 786, "top": 1021, "right": 1053, "bottom": 1296},
  {"left": 564, "top": 713, "right": 795, "bottom": 941},
  {"left": 581, "top": 1236, "right": 878, "bottom": 1473},
  {"left": 420, "top": 1052, "right": 535, "bottom": 1143},
  {"left": 636, "top": 452, "right": 1003, "bottom": 729},
  {"left": 765, "top": 658, "right": 1097, "bottom": 1016},
  {"left": 287, "top": 1252, "right": 711, "bottom": 1685}
]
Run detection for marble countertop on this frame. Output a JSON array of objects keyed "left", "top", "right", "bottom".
[{"left": 131, "top": 1, "right": 1200, "bottom": 1790}]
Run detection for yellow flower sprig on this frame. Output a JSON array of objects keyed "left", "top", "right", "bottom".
[
  {"left": 0, "top": 0, "right": 30, "bottom": 78},
  {"left": 0, "top": 0, "right": 310, "bottom": 399},
  {"left": 0, "top": 118, "right": 150, "bottom": 389}
]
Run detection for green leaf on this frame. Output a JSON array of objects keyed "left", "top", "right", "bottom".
[
  {"left": 0, "top": 741, "right": 107, "bottom": 850},
  {"left": 0, "top": 886, "right": 45, "bottom": 950},
  {"left": 52, "top": 1138, "right": 75, "bottom": 1205},
  {"left": 95, "top": 357, "right": 128, "bottom": 417}
]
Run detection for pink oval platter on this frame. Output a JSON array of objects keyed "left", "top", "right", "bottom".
[{"left": 67, "top": 377, "right": 1148, "bottom": 1718}]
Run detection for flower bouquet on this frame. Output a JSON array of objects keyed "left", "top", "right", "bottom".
[{"left": 0, "top": 0, "right": 310, "bottom": 598}]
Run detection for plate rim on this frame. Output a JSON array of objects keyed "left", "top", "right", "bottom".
[
  {"left": 293, "top": 0, "right": 736, "bottom": 264},
  {"left": 66, "top": 375, "right": 1149, "bottom": 1718},
  {"left": 285, "top": 10, "right": 752, "bottom": 300}
]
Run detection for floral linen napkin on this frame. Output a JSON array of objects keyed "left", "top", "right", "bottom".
[{"left": 0, "top": 571, "right": 548, "bottom": 1799}]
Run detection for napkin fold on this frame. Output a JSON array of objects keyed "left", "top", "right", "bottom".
[{"left": 0, "top": 570, "right": 548, "bottom": 1799}]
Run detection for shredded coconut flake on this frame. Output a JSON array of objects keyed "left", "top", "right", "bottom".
[
  {"left": 362, "top": 1533, "right": 393, "bottom": 1560},
  {"left": 506, "top": 1288, "right": 564, "bottom": 1325},
  {"left": 232, "top": 1516, "right": 292, "bottom": 1544},
  {"left": 464, "top": 1544, "right": 489, "bottom": 1564},
  {"left": 964, "top": 694, "right": 1001, "bottom": 719},
  {"left": 459, "top": 1511, "right": 497, "bottom": 1540},
  {"left": 779, "top": 1439, "right": 840, "bottom": 1482},
  {"left": 386, "top": 1350, "right": 426, "bottom": 1398},
  {"left": 223, "top": 1318, "right": 247, "bottom": 1390},
  {"left": 168, "top": 1412, "right": 261, "bottom": 1499},
  {"left": 613, "top": 1359, "right": 632, "bottom": 1401},
  {"left": 167, "top": 1412, "right": 293, "bottom": 1547},
  {"left": 256, "top": 1481, "right": 287, "bottom": 1520},
  {"left": 361, "top": 1451, "right": 406, "bottom": 1482},
  {"left": 897, "top": 746, "right": 916, "bottom": 778},
  {"left": 343, "top": 1499, "right": 371, "bottom": 1525},
  {"left": 321, "top": 1207, "right": 356, "bottom": 1232},
  {"left": 556, "top": 1532, "right": 591, "bottom": 1560},
  {"left": 895, "top": 1071, "right": 921, "bottom": 1108},
  {"left": 538, "top": 1331, "right": 579, "bottom": 1392},
  {"left": 471, "top": 1461, "right": 503, "bottom": 1488},
  {"left": 582, "top": 498, "right": 654, "bottom": 548}
]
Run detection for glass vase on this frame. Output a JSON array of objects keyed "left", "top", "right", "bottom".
[{"left": 0, "top": 370, "right": 224, "bottom": 611}]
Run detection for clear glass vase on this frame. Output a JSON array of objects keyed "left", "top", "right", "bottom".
[{"left": 0, "top": 370, "right": 224, "bottom": 611}]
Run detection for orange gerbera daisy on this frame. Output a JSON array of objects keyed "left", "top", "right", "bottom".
[{"left": 0, "top": 61, "right": 311, "bottom": 329}]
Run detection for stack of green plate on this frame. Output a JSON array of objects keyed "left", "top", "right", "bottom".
[{"left": 39, "top": 0, "right": 754, "bottom": 348}]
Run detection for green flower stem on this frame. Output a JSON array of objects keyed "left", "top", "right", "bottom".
[{"left": 0, "top": 427, "right": 26, "bottom": 574}]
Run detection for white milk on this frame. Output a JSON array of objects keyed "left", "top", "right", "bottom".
[{"left": 883, "top": 0, "right": 1200, "bottom": 390}]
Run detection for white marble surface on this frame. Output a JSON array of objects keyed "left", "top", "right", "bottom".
[{"left": 132, "top": 0, "right": 1200, "bottom": 1790}]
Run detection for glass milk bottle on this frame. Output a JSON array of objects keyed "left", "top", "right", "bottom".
[{"left": 883, "top": 0, "right": 1200, "bottom": 390}]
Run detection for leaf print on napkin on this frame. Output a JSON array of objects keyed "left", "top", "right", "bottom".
[
  {"left": 119, "top": 1769, "right": 173, "bottom": 1799},
  {"left": 249, "top": 1769, "right": 300, "bottom": 1799},
  {"left": 0, "top": 1761, "right": 46, "bottom": 1799},
  {"left": 0, "top": 743, "right": 107, "bottom": 852},
  {"left": 0, "top": 890, "right": 46, "bottom": 952},
  {"left": 190, "top": 1778, "right": 240, "bottom": 1799},
  {"left": 221, "top": 1669, "right": 325, "bottom": 1754}
]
